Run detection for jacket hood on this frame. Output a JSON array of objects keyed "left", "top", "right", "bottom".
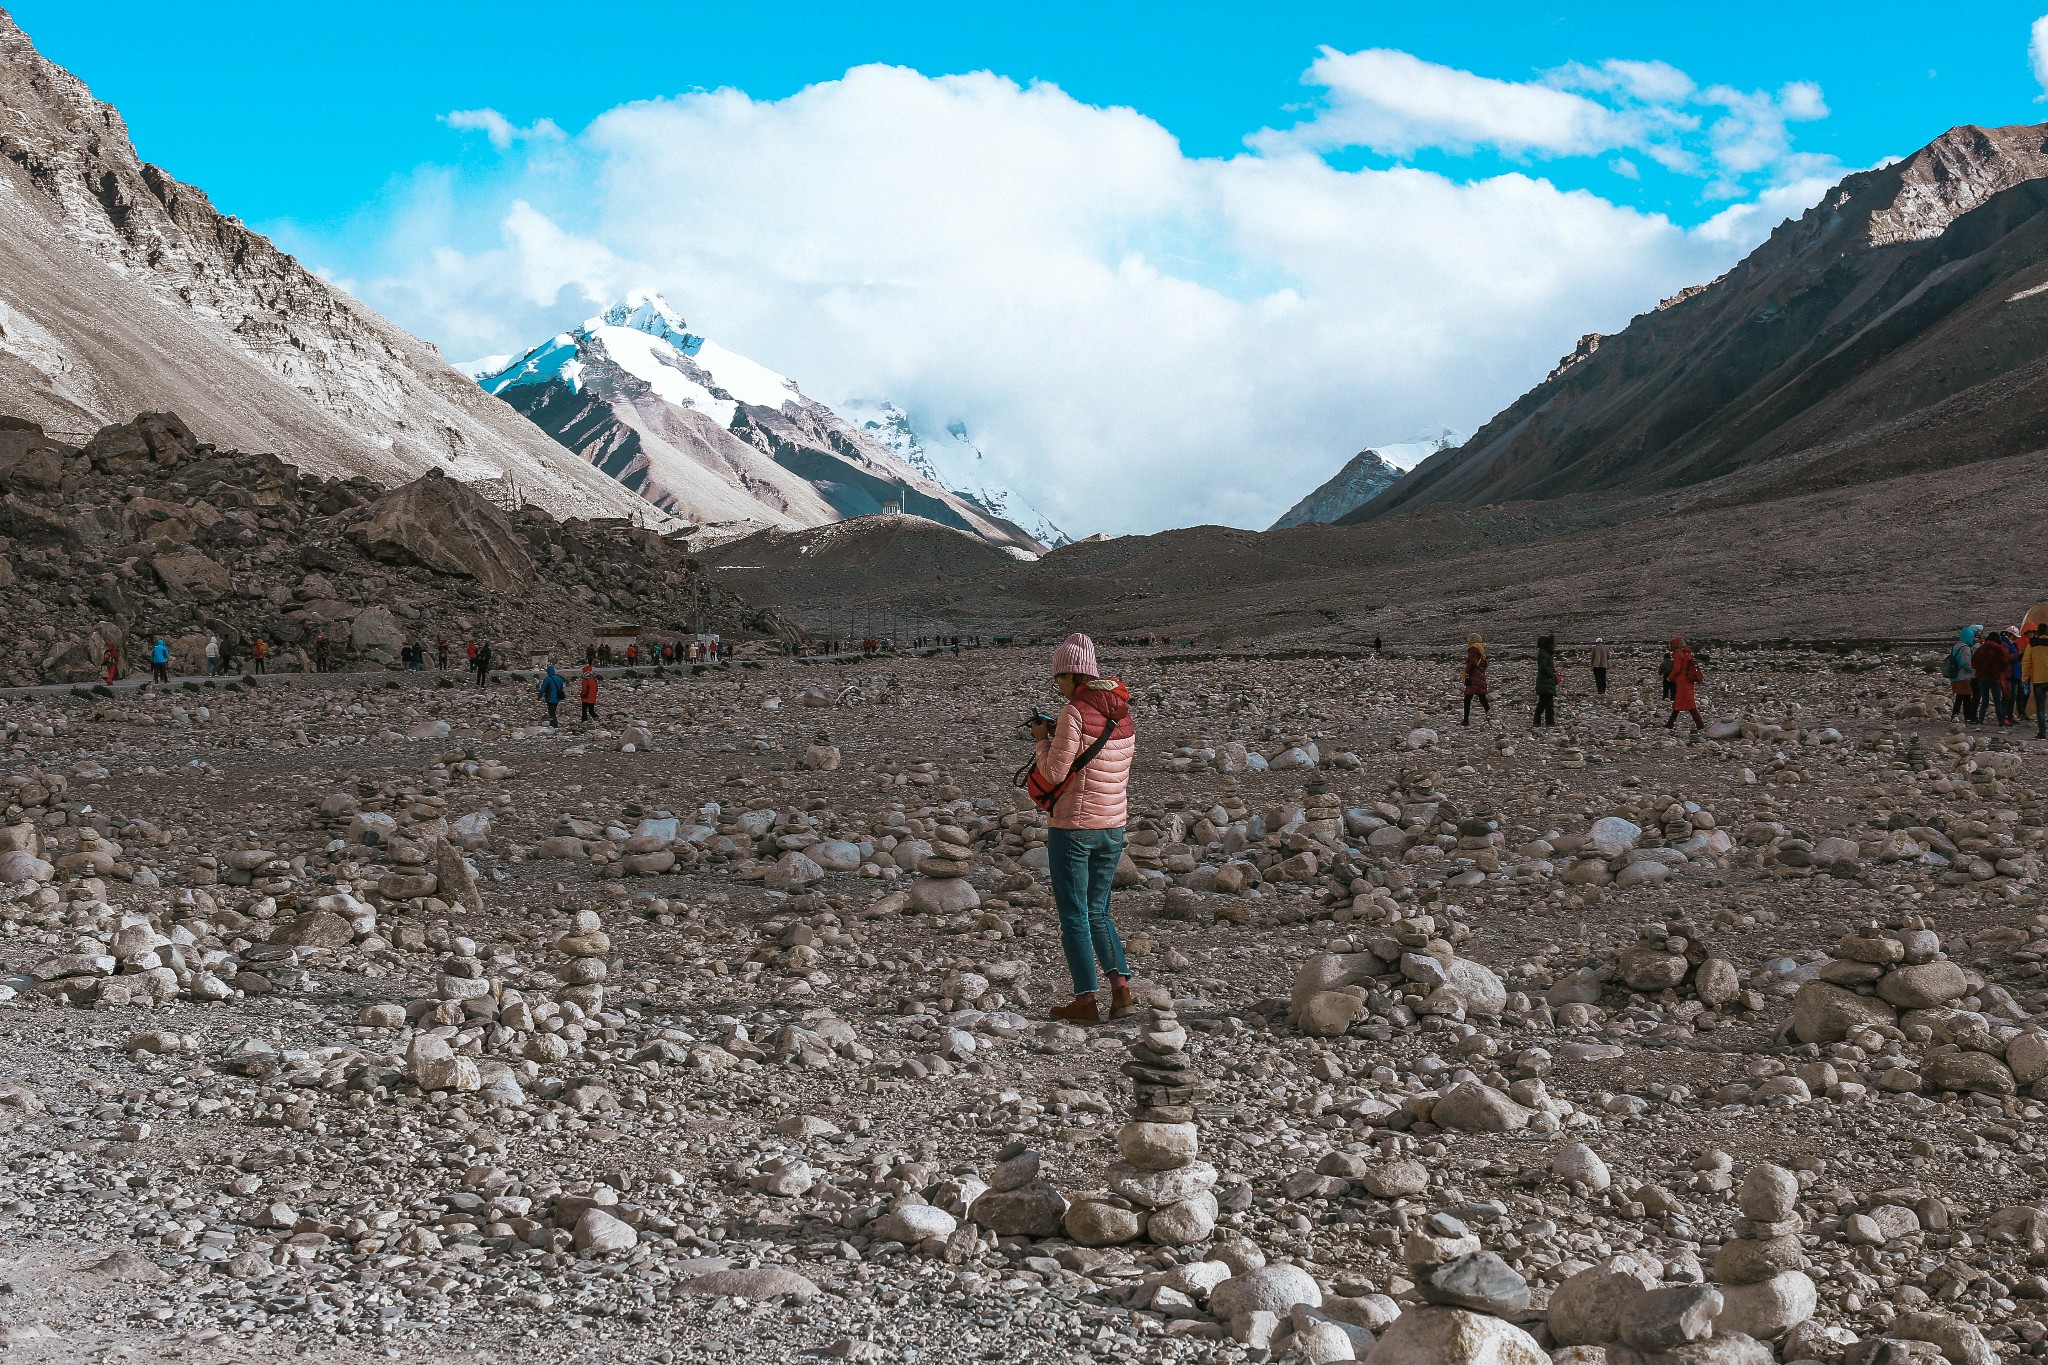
[{"left": 1071, "top": 678, "right": 1134, "bottom": 736}]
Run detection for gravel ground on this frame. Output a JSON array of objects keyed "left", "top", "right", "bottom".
[{"left": 0, "top": 645, "right": 2043, "bottom": 1363}]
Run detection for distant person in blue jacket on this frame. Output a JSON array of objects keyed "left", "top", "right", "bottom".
[
  {"left": 150, "top": 638, "right": 170, "bottom": 684},
  {"left": 537, "top": 664, "right": 565, "bottom": 727}
]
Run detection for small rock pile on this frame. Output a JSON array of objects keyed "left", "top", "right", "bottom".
[
  {"left": 1287, "top": 914, "right": 1507, "bottom": 1039},
  {"left": 909, "top": 820, "right": 979, "bottom": 915},
  {"left": 1616, "top": 917, "right": 1749, "bottom": 1013},
  {"left": 1066, "top": 1001, "right": 1218, "bottom": 1248},
  {"left": 1788, "top": 918, "right": 1971, "bottom": 1046},
  {"left": 554, "top": 908, "right": 610, "bottom": 1016},
  {"left": 1712, "top": 1162, "right": 1817, "bottom": 1343},
  {"left": 1371, "top": 1212, "right": 1545, "bottom": 1362}
]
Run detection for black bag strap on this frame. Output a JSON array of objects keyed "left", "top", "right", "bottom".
[{"left": 1014, "top": 709, "right": 1119, "bottom": 797}]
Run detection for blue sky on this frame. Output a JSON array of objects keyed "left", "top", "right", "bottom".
[
  {"left": 17, "top": 0, "right": 2048, "bottom": 232},
  {"left": 13, "top": 1, "right": 2048, "bottom": 533}
]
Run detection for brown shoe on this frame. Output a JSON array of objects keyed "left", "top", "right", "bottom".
[
  {"left": 1050, "top": 992, "right": 1100, "bottom": 1024},
  {"left": 1109, "top": 980, "right": 1137, "bottom": 1018}
]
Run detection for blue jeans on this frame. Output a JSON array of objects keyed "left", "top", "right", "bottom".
[{"left": 1047, "top": 826, "right": 1128, "bottom": 994}]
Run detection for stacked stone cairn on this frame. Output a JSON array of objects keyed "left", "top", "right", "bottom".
[
  {"left": 555, "top": 908, "right": 610, "bottom": 1016},
  {"left": 1790, "top": 917, "right": 2046, "bottom": 1098},
  {"left": 1617, "top": 917, "right": 1747, "bottom": 1014},
  {"left": 1789, "top": 918, "right": 1969, "bottom": 1047},
  {"left": 1368, "top": 1211, "right": 1546, "bottom": 1361},
  {"left": 1064, "top": 1001, "right": 1219, "bottom": 1247},
  {"left": 909, "top": 820, "right": 979, "bottom": 915},
  {"left": 1711, "top": 1162, "right": 1817, "bottom": 1345}
]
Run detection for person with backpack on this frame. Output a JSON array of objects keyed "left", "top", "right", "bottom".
[
  {"left": 1945, "top": 627, "right": 1977, "bottom": 721},
  {"left": 1461, "top": 633, "right": 1490, "bottom": 725},
  {"left": 150, "top": 638, "right": 170, "bottom": 684},
  {"left": 252, "top": 638, "right": 268, "bottom": 674},
  {"left": 1590, "top": 638, "right": 1611, "bottom": 695},
  {"left": 1026, "top": 632, "right": 1136, "bottom": 1024},
  {"left": 1532, "top": 636, "right": 1559, "bottom": 728},
  {"left": 474, "top": 642, "right": 493, "bottom": 687},
  {"left": 537, "top": 664, "right": 565, "bottom": 726},
  {"left": 204, "top": 634, "right": 220, "bottom": 676},
  {"left": 437, "top": 638, "right": 450, "bottom": 670},
  {"left": 1665, "top": 636, "right": 1705, "bottom": 731},
  {"left": 579, "top": 664, "right": 599, "bottom": 722},
  {"left": 1972, "top": 627, "right": 2009, "bottom": 727},
  {"left": 314, "top": 634, "right": 331, "bottom": 673}
]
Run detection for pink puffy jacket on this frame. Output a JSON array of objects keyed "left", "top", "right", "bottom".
[{"left": 1034, "top": 681, "right": 1135, "bottom": 830}]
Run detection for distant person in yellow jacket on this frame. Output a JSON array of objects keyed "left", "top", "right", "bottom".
[{"left": 2025, "top": 627, "right": 2048, "bottom": 739}]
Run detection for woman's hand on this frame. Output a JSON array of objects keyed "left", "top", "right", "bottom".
[{"left": 1028, "top": 717, "right": 1051, "bottom": 741}]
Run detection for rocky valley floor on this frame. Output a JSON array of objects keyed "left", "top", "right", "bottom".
[{"left": 1, "top": 646, "right": 2045, "bottom": 1364}]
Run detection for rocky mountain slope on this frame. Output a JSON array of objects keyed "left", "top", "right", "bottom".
[
  {"left": 0, "top": 9, "right": 652, "bottom": 524},
  {"left": 1268, "top": 431, "right": 1458, "bottom": 531},
  {"left": 0, "top": 409, "right": 791, "bottom": 686},
  {"left": 1349, "top": 122, "right": 2048, "bottom": 522},
  {"left": 475, "top": 297, "right": 1048, "bottom": 552}
]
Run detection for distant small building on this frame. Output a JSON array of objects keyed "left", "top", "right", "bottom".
[
  {"left": 591, "top": 621, "right": 641, "bottom": 654},
  {"left": 881, "top": 500, "right": 902, "bottom": 516}
]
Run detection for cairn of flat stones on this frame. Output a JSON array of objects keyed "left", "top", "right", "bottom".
[
  {"left": 554, "top": 908, "right": 610, "bottom": 1017},
  {"left": 1711, "top": 1161, "right": 1817, "bottom": 1343},
  {"left": 1788, "top": 918, "right": 1970, "bottom": 1047},
  {"left": 909, "top": 820, "right": 979, "bottom": 915},
  {"left": 1367, "top": 1211, "right": 1545, "bottom": 1360},
  {"left": 1065, "top": 1003, "right": 1219, "bottom": 1248},
  {"left": 400, "top": 938, "right": 497, "bottom": 1029},
  {"left": 1617, "top": 918, "right": 1746, "bottom": 1013}
]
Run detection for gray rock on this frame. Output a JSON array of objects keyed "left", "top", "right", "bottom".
[
  {"left": 1210, "top": 1264, "right": 1322, "bottom": 1321},
  {"left": 1619, "top": 1284, "right": 1722, "bottom": 1351},
  {"left": 1367, "top": 1306, "right": 1546, "bottom": 1364},
  {"left": 1418, "top": 1252, "right": 1530, "bottom": 1314}
]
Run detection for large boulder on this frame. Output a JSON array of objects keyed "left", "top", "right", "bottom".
[
  {"left": 83, "top": 412, "right": 195, "bottom": 476},
  {"left": 1788, "top": 981, "right": 1895, "bottom": 1044},
  {"left": 349, "top": 605, "right": 403, "bottom": 661},
  {"left": 151, "top": 547, "right": 231, "bottom": 601},
  {"left": 351, "top": 470, "right": 533, "bottom": 594}
]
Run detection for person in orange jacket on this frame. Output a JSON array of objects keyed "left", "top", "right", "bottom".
[
  {"left": 579, "top": 665, "right": 599, "bottom": 723},
  {"left": 253, "top": 638, "right": 268, "bottom": 674},
  {"left": 1665, "top": 636, "right": 1705, "bottom": 731}
]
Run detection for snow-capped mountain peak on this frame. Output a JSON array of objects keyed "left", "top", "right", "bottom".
[
  {"left": 596, "top": 293, "right": 696, "bottom": 352},
  {"left": 840, "top": 400, "right": 1068, "bottom": 548},
  {"left": 468, "top": 299, "right": 1049, "bottom": 553}
]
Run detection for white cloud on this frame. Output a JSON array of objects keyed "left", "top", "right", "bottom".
[
  {"left": 1259, "top": 47, "right": 1637, "bottom": 158},
  {"left": 444, "top": 108, "right": 566, "bottom": 151},
  {"left": 1269, "top": 49, "right": 1832, "bottom": 197},
  {"left": 2032, "top": 15, "right": 2048, "bottom": 97},
  {"left": 326, "top": 55, "right": 1837, "bottom": 535}
]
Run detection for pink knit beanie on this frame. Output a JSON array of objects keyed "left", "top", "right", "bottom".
[{"left": 1051, "top": 632, "right": 1099, "bottom": 677}]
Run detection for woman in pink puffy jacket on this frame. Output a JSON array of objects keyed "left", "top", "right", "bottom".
[{"left": 1030, "top": 632, "right": 1137, "bottom": 1022}]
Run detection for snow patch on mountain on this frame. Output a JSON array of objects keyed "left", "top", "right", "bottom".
[
  {"left": 840, "top": 400, "right": 1069, "bottom": 548},
  {"left": 1269, "top": 427, "right": 1465, "bottom": 530}
]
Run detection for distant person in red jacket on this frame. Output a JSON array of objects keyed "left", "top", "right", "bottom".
[
  {"left": 580, "top": 665, "right": 599, "bottom": 722},
  {"left": 103, "top": 642, "right": 119, "bottom": 684},
  {"left": 1972, "top": 628, "right": 2012, "bottom": 726},
  {"left": 1461, "top": 634, "right": 1490, "bottom": 725},
  {"left": 1664, "top": 637, "right": 1704, "bottom": 731}
]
